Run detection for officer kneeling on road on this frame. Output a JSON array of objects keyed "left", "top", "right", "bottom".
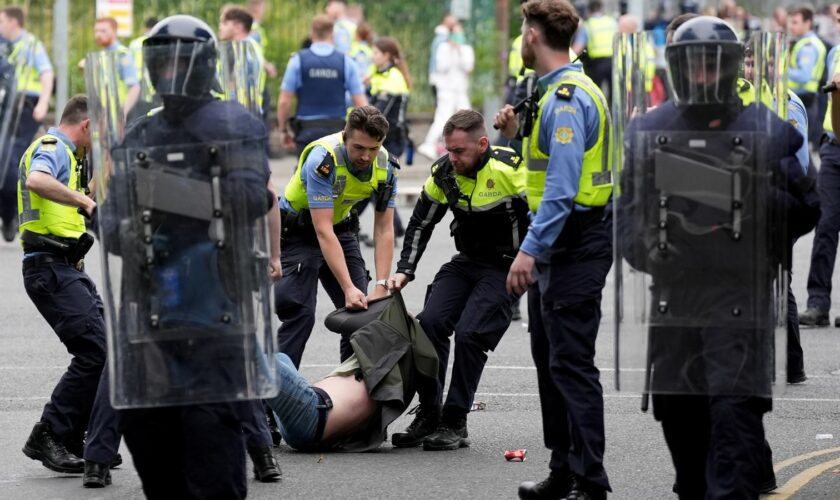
[
  {"left": 18, "top": 95, "right": 100, "bottom": 474},
  {"left": 275, "top": 105, "right": 398, "bottom": 368},
  {"left": 388, "top": 109, "right": 529, "bottom": 451}
]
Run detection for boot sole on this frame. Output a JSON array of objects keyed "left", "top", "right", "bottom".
[
  {"left": 83, "top": 475, "right": 112, "bottom": 488},
  {"left": 22, "top": 445, "right": 84, "bottom": 474},
  {"left": 392, "top": 437, "right": 427, "bottom": 448},
  {"left": 254, "top": 470, "right": 283, "bottom": 482},
  {"left": 423, "top": 438, "right": 470, "bottom": 451}
]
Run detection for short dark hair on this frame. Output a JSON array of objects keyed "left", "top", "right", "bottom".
[
  {"left": 60, "top": 95, "right": 88, "bottom": 125},
  {"left": 144, "top": 17, "right": 159, "bottom": 30},
  {"left": 789, "top": 6, "right": 814, "bottom": 24},
  {"left": 311, "top": 14, "right": 334, "bottom": 39},
  {"left": 1, "top": 6, "right": 25, "bottom": 27},
  {"left": 443, "top": 109, "right": 486, "bottom": 138},
  {"left": 588, "top": 0, "right": 603, "bottom": 12},
  {"left": 345, "top": 106, "right": 389, "bottom": 141},
  {"left": 221, "top": 5, "right": 254, "bottom": 32},
  {"left": 666, "top": 13, "right": 699, "bottom": 41},
  {"left": 522, "top": 0, "right": 579, "bottom": 51},
  {"left": 95, "top": 17, "right": 118, "bottom": 32}
]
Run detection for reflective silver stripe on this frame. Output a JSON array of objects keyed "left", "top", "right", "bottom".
[
  {"left": 508, "top": 200, "right": 521, "bottom": 250},
  {"left": 449, "top": 195, "right": 520, "bottom": 213},
  {"left": 527, "top": 158, "right": 549, "bottom": 172},
  {"left": 560, "top": 72, "right": 611, "bottom": 176},
  {"left": 405, "top": 193, "right": 446, "bottom": 267},
  {"left": 18, "top": 165, "right": 39, "bottom": 223},
  {"left": 376, "top": 149, "right": 388, "bottom": 169}
]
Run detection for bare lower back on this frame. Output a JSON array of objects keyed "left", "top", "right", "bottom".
[{"left": 314, "top": 375, "right": 379, "bottom": 443}]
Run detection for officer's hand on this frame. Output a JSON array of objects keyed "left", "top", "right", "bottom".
[
  {"left": 281, "top": 131, "right": 295, "bottom": 151},
  {"left": 387, "top": 273, "right": 410, "bottom": 291},
  {"left": 82, "top": 199, "right": 97, "bottom": 218},
  {"left": 506, "top": 251, "right": 536, "bottom": 296},
  {"left": 33, "top": 101, "right": 48, "bottom": 123},
  {"left": 265, "top": 62, "right": 278, "bottom": 78},
  {"left": 344, "top": 287, "right": 368, "bottom": 310},
  {"left": 494, "top": 105, "right": 518, "bottom": 140},
  {"left": 269, "top": 257, "right": 282, "bottom": 282}
]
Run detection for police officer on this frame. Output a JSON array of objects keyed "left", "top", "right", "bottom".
[
  {"left": 107, "top": 15, "right": 282, "bottom": 498},
  {"left": 800, "top": 6, "right": 840, "bottom": 328},
  {"left": 495, "top": 1, "right": 613, "bottom": 498},
  {"left": 615, "top": 17, "right": 819, "bottom": 498},
  {"left": 325, "top": 0, "right": 356, "bottom": 55},
  {"left": 277, "top": 14, "right": 367, "bottom": 155},
  {"left": 0, "top": 6, "right": 54, "bottom": 242},
  {"left": 387, "top": 109, "right": 529, "bottom": 451},
  {"left": 18, "top": 95, "right": 98, "bottom": 474},
  {"left": 218, "top": 5, "right": 267, "bottom": 115},
  {"left": 89, "top": 17, "right": 140, "bottom": 113},
  {"left": 787, "top": 5, "right": 826, "bottom": 148},
  {"left": 572, "top": 0, "right": 616, "bottom": 100},
  {"left": 275, "top": 105, "right": 397, "bottom": 367}
]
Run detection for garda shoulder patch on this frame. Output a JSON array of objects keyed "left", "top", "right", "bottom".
[
  {"left": 316, "top": 162, "right": 332, "bottom": 178},
  {"left": 490, "top": 147, "right": 522, "bottom": 168},
  {"left": 555, "top": 84, "right": 576, "bottom": 100},
  {"left": 789, "top": 119, "right": 799, "bottom": 129},
  {"left": 555, "top": 126, "right": 574, "bottom": 145},
  {"left": 39, "top": 143, "right": 57, "bottom": 153}
]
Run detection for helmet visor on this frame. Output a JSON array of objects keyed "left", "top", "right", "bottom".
[
  {"left": 143, "top": 40, "right": 218, "bottom": 98},
  {"left": 666, "top": 43, "right": 742, "bottom": 106}
]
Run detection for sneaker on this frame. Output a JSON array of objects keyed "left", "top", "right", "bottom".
[
  {"left": 417, "top": 143, "right": 438, "bottom": 161},
  {"left": 518, "top": 471, "right": 573, "bottom": 500},
  {"left": 391, "top": 404, "right": 440, "bottom": 448},
  {"left": 799, "top": 307, "right": 829, "bottom": 327},
  {"left": 22, "top": 421, "right": 84, "bottom": 473},
  {"left": 422, "top": 408, "right": 469, "bottom": 451}
]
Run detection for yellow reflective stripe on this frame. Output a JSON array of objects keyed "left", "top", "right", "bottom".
[
  {"left": 789, "top": 36, "right": 826, "bottom": 93},
  {"left": 560, "top": 71, "right": 612, "bottom": 177},
  {"left": 585, "top": 16, "right": 616, "bottom": 58}
]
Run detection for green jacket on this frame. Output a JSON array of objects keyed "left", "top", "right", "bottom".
[{"left": 326, "top": 292, "right": 438, "bottom": 452}]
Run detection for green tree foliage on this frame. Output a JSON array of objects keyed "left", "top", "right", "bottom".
[{"left": 2, "top": 0, "right": 522, "bottom": 111}]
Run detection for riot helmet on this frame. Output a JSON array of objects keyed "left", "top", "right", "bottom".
[
  {"left": 666, "top": 16, "right": 742, "bottom": 111},
  {"left": 143, "top": 15, "right": 218, "bottom": 98}
]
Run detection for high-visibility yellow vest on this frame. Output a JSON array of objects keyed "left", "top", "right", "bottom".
[
  {"left": 284, "top": 132, "right": 392, "bottom": 224},
  {"left": 18, "top": 135, "right": 86, "bottom": 239},
  {"left": 824, "top": 49, "right": 840, "bottom": 133},
  {"left": 369, "top": 66, "right": 409, "bottom": 96},
  {"left": 9, "top": 32, "right": 44, "bottom": 95},
  {"left": 524, "top": 69, "right": 612, "bottom": 212},
  {"left": 584, "top": 15, "right": 617, "bottom": 59},
  {"left": 788, "top": 34, "right": 826, "bottom": 94}
]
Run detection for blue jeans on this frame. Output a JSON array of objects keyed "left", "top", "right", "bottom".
[{"left": 267, "top": 353, "right": 321, "bottom": 450}]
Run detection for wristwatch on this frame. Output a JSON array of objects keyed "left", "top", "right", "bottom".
[{"left": 375, "top": 279, "right": 388, "bottom": 289}]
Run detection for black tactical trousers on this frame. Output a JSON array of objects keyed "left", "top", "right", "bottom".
[
  {"left": 416, "top": 254, "right": 515, "bottom": 412},
  {"left": 23, "top": 257, "right": 106, "bottom": 449}
]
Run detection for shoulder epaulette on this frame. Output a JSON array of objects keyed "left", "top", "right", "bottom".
[
  {"left": 555, "top": 84, "right": 576, "bottom": 100},
  {"left": 40, "top": 137, "right": 58, "bottom": 145},
  {"left": 430, "top": 155, "right": 453, "bottom": 180},
  {"left": 388, "top": 151, "right": 401, "bottom": 170},
  {"left": 490, "top": 147, "right": 522, "bottom": 169}
]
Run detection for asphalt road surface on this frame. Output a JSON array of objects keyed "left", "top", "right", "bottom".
[{"left": 0, "top": 163, "right": 838, "bottom": 499}]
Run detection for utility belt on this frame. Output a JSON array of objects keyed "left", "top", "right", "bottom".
[
  {"left": 21, "top": 229, "right": 94, "bottom": 271},
  {"left": 459, "top": 248, "right": 517, "bottom": 270},
  {"left": 453, "top": 230, "right": 518, "bottom": 269},
  {"left": 289, "top": 117, "right": 346, "bottom": 134},
  {"left": 280, "top": 208, "right": 360, "bottom": 243}
]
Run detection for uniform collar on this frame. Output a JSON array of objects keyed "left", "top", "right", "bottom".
[
  {"left": 105, "top": 41, "right": 121, "bottom": 52},
  {"left": 10, "top": 31, "right": 28, "bottom": 44},
  {"left": 459, "top": 148, "right": 492, "bottom": 179},
  {"left": 310, "top": 41, "right": 335, "bottom": 54},
  {"left": 537, "top": 63, "right": 583, "bottom": 95},
  {"left": 47, "top": 127, "right": 76, "bottom": 153}
]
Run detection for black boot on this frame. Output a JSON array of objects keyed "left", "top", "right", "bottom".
[
  {"left": 83, "top": 461, "right": 112, "bottom": 488},
  {"left": 518, "top": 471, "right": 573, "bottom": 500},
  {"left": 391, "top": 404, "right": 440, "bottom": 448},
  {"left": 799, "top": 307, "right": 829, "bottom": 326},
  {"left": 248, "top": 446, "right": 282, "bottom": 482},
  {"left": 265, "top": 405, "right": 282, "bottom": 447},
  {"left": 22, "top": 422, "right": 84, "bottom": 473},
  {"left": 563, "top": 477, "right": 607, "bottom": 500},
  {"left": 2, "top": 218, "right": 17, "bottom": 242},
  {"left": 423, "top": 406, "right": 469, "bottom": 451}
]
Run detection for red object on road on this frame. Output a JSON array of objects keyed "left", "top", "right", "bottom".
[{"left": 504, "top": 449, "right": 527, "bottom": 462}]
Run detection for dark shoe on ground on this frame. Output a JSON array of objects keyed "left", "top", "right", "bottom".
[
  {"left": 392, "top": 404, "right": 441, "bottom": 448},
  {"left": 22, "top": 422, "right": 84, "bottom": 473},
  {"left": 799, "top": 307, "right": 829, "bottom": 327},
  {"left": 518, "top": 471, "right": 573, "bottom": 499},
  {"left": 110, "top": 453, "right": 123, "bottom": 468},
  {"left": 248, "top": 446, "right": 282, "bottom": 482},
  {"left": 562, "top": 477, "right": 607, "bottom": 500},
  {"left": 758, "top": 477, "right": 777, "bottom": 494},
  {"left": 2, "top": 218, "right": 17, "bottom": 242},
  {"left": 787, "top": 372, "right": 808, "bottom": 384},
  {"left": 83, "top": 461, "right": 112, "bottom": 488},
  {"left": 835, "top": 316, "right": 840, "bottom": 328},
  {"left": 423, "top": 408, "right": 469, "bottom": 451}
]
